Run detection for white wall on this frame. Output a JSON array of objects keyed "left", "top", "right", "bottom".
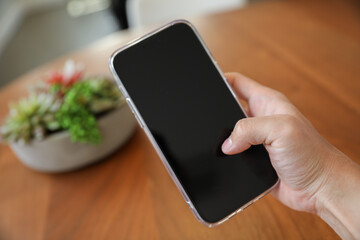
[
  {"left": 0, "top": 0, "right": 64, "bottom": 56},
  {"left": 127, "top": 0, "right": 247, "bottom": 28}
]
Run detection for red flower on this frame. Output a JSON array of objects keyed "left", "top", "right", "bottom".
[
  {"left": 47, "top": 71, "right": 83, "bottom": 87},
  {"left": 46, "top": 60, "right": 84, "bottom": 87}
]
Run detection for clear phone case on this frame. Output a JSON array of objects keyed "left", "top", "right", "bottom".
[{"left": 109, "top": 19, "right": 279, "bottom": 227}]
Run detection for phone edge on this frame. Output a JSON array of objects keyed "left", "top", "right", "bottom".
[{"left": 108, "top": 19, "right": 280, "bottom": 228}]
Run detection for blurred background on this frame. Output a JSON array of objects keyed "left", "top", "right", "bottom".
[{"left": 0, "top": 0, "right": 261, "bottom": 88}]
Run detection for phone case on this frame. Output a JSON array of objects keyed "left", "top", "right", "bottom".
[{"left": 109, "top": 19, "right": 279, "bottom": 227}]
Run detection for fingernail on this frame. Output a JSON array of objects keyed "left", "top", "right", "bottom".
[{"left": 222, "top": 137, "right": 232, "bottom": 153}]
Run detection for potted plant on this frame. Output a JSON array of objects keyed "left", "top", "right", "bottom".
[{"left": 0, "top": 60, "right": 136, "bottom": 172}]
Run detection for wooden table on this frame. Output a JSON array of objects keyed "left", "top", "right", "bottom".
[{"left": 1, "top": 0, "right": 359, "bottom": 239}]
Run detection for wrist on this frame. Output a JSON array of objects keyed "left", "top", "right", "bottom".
[{"left": 315, "top": 149, "right": 360, "bottom": 239}]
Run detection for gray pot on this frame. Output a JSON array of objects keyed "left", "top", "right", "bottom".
[{"left": 10, "top": 104, "right": 136, "bottom": 173}]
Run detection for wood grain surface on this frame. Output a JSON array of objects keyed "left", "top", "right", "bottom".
[{"left": 1, "top": 0, "right": 359, "bottom": 239}]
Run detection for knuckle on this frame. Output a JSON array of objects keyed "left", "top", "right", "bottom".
[
  {"left": 263, "top": 87, "right": 289, "bottom": 102},
  {"left": 277, "top": 115, "right": 301, "bottom": 137},
  {"left": 271, "top": 90, "right": 288, "bottom": 101},
  {"left": 233, "top": 119, "right": 248, "bottom": 137}
]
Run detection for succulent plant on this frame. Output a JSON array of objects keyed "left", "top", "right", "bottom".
[
  {"left": 56, "top": 77, "right": 124, "bottom": 144},
  {"left": 0, "top": 60, "right": 124, "bottom": 145},
  {"left": 0, "top": 93, "right": 62, "bottom": 144}
]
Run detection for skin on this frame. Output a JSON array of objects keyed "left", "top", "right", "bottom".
[{"left": 221, "top": 72, "right": 360, "bottom": 239}]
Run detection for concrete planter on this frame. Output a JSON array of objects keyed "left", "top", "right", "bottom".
[{"left": 10, "top": 104, "right": 136, "bottom": 173}]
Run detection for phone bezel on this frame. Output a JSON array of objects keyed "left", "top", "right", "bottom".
[{"left": 109, "top": 19, "right": 279, "bottom": 227}]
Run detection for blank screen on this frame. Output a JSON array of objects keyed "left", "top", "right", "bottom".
[{"left": 112, "top": 22, "right": 278, "bottom": 223}]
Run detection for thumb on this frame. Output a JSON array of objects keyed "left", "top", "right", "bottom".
[{"left": 222, "top": 115, "right": 292, "bottom": 154}]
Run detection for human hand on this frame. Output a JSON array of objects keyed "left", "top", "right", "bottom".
[{"left": 221, "top": 73, "right": 360, "bottom": 239}]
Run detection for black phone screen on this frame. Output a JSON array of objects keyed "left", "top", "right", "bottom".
[{"left": 112, "top": 22, "right": 278, "bottom": 223}]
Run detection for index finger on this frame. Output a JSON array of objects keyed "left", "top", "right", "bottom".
[
  {"left": 224, "top": 72, "right": 307, "bottom": 121},
  {"left": 224, "top": 72, "right": 287, "bottom": 102}
]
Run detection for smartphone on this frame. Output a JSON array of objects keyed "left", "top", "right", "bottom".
[{"left": 109, "top": 20, "right": 278, "bottom": 227}]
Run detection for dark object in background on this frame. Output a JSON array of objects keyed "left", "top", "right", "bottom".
[{"left": 111, "top": 0, "right": 129, "bottom": 29}]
